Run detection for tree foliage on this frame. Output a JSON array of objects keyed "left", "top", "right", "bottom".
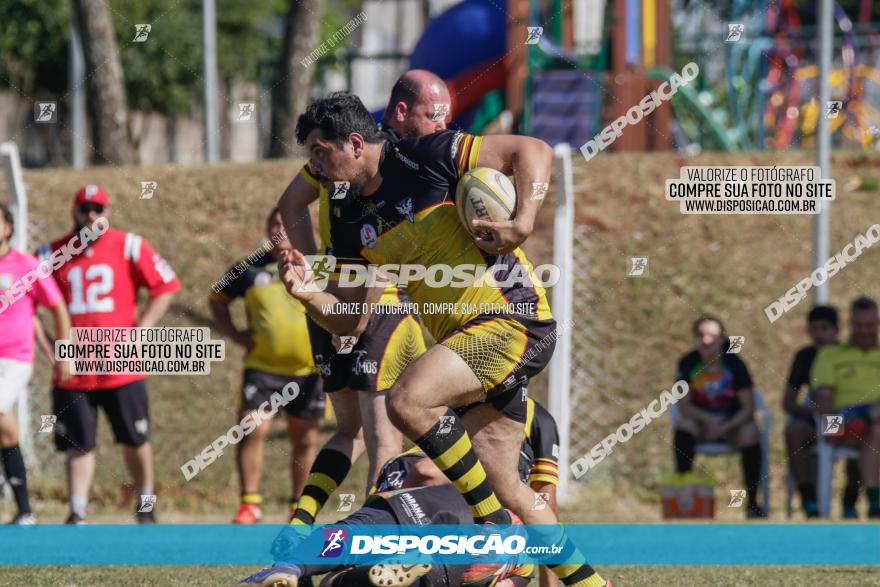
[{"left": 0, "top": 0, "right": 285, "bottom": 114}]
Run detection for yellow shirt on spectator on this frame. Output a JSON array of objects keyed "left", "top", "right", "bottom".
[{"left": 810, "top": 343, "right": 880, "bottom": 409}]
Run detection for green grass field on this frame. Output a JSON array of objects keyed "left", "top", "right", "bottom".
[{"left": 3, "top": 564, "right": 877, "bottom": 586}]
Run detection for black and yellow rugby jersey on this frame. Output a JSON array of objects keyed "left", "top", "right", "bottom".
[
  {"left": 298, "top": 127, "right": 404, "bottom": 306},
  {"left": 372, "top": 398, "right": 559, "bottom": 493},
  {"left": 212, "top": 250, "right": 315, "bottom": 377},
  {"left": 327, "top": 129, "right": 552, "bottom": 340}
]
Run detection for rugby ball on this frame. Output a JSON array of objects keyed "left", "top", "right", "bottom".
[{"left": 454, "top": 167, "right": 517, "bottom": 236}]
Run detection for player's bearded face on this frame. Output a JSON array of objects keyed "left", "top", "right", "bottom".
[{"left": 306, "top": 131, "right": 365, "bottom": 191}]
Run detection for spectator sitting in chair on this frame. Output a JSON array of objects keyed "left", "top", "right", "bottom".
[
  {"left": 811, "top": 296, "right": 880, "bottom": 518},
  {"left": 783, "top": 305, "right": 860, "bottom": 518},
  {"left": 673, "top": 314, "right": 766, "bottom": 518}
]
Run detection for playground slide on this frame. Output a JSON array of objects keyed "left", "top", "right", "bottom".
[{"left": 408, "top": 0, "right": 508, "bottom": 131}]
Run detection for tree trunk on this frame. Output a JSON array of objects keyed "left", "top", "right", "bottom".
[
  {"left": 268, "top": 0, "right": 326, "bottom": 158},
  {"left": 71, "top": 0, "right": 135, "bottom": 165}
]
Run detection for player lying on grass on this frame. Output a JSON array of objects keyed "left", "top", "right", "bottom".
[
  {"left": 278, "top": 70, "right": 446, "bottom": 523},
  {"left": 239, "top": 399, "right": 578, "bottom": 587},
  {"left": 276, "top": 92, "right": 607, "bottom": 587}
]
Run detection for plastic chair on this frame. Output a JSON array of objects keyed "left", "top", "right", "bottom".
[{"left": 670, "top": 388, "right": 771, "bottom": 514}]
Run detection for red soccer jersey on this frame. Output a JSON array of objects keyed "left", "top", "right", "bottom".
[{"left": 37, "top": 227, "right": 181, "bottom": 390}]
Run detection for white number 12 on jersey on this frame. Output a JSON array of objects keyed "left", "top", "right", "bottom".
[{"left": 68, "top": 264, "right": 115, "bottom": 314}]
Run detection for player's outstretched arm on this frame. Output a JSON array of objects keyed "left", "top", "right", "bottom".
[
  {"left": 278, "top": 170, "right": 321, "bottom": 255},
  {"left": 278, "top": 248, "right": 370, "bottom": 335},
  {"left": 471, "top": 135, "right": 553, "bottom": 255}
]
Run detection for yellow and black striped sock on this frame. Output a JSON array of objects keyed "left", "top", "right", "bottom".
[
  {"left": 291, "top": 448, "right": 351, "bottom": 525},
  {"left": 414, "top": 409, "right": 506, "bottom": 524},
  {"left": 535, "top": 525, "right": 605, "bottom": 586},
  {"left": 241, "top": 492, "right": 262, "bottom": 506},
  {"left": 548, "top": 563, "right": 604, "bottom": 587},
  {"left": 547, "top": 544, "right": 604, "bottom": 585}
]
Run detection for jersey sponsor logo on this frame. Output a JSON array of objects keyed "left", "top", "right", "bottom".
[
  {"left": 396, "top": 198, "right": 415, "bottom": 223},
  {"left": 352, "top": 350, "right": 377, "bottom": 375},
  {"left": 394, "top": 149, "right": 420, "bottom": 171},
  {"left": 360, "top": 224, "right": 377, "bottom": 249},
  {"left": 360, "top": 200, "right": 385, "bottom": 217},
  {"left": 384, "top": 469, "right": 405, "bottom": 489},
  {"left": 314, "top": 354, "right": 333, "bottom": 378},
  {"left": 0, "top": 273, "right": 12, "bottom": 290},
  {"left": 244, "top": 383, "right": 258, "bottom": 401},
  {"left": 552, "top": 443, "right": 560, "bottom": 458},
  {"left": 399, "top": 492, "right": 429, "bottom": 525}
]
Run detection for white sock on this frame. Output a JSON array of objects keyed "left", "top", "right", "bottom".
[{"left": 70, "top": 495, "right": 88, "bottom": 517}]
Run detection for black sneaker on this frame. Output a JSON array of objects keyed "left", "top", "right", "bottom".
[
  {"left": 135, "top": 509, "right": 157, "bottom": 524},
  {"left": 746, "top": 505, "right": 767, "bottom": 519},
  {"left": 65, "top": 512, "right": 86, "bottom": 525}
]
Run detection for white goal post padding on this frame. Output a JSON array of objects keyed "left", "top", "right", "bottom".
[{"left": 549, "top": 144, "right": 575, "bottom": 502}]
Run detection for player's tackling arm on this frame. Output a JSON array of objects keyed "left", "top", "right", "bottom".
[
  {"left": 471, "top": 135, "right": 554, "bottom": 254},
  {"left": 278, "top": 168, "right": 321, "bottom": 255}
]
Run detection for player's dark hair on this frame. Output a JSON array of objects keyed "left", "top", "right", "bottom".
[
  {"left": 692, "top": 313, "right": 728, "bottom": 351},
  {"left": 295, "top": 92, "right": 384, "bottom": 146},
  {"left": 387, "top": 76, "right": 419, "bottom": 109},
  {"left": 808, "top": 305, "right": 838, "bottom": 328},
  {"left": 0, "top": 203, "right": 13, "bottom": 237},
  {"left": 851, "top": 296, "right": 878, "bottom": 313}
]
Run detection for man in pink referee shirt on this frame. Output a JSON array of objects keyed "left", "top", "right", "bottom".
[{"left": 0, "top": 203, "right": 71, "bottom": 524}]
